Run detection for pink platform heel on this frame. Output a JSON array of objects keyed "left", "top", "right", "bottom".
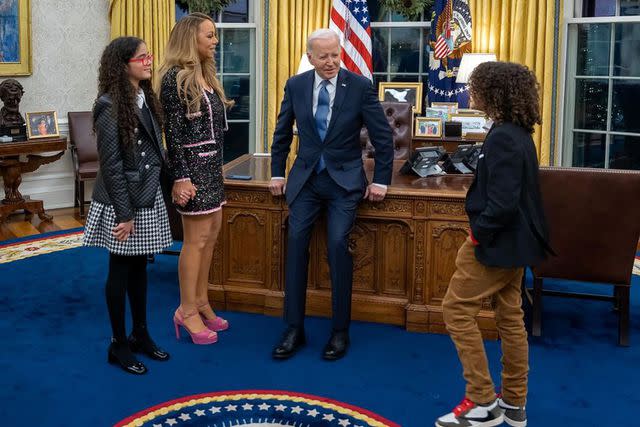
[
  {"left": 198, "top": 303, "right": 229, "bottom": 332},
  {"left": 173, "top": 309, "right": 218, "bottom": 345}
]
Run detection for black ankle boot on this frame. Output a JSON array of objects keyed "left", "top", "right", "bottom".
[
  {"left": 107, "top": 339, "right": 147, "bottom": 375},
  {"left": 128, "top": 328, "right": 170, "bottom": 361}
]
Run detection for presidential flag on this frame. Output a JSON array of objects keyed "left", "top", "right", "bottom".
[
  {"left": 428, "top": 0, "right": 473, "bottom": 106},
  {"left": 329, "top": 0, "right": 373, "bottom": 81}
]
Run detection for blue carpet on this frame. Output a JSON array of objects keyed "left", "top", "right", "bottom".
[{"left": 1, "top": 240, "right": 639, "bottom": 427}]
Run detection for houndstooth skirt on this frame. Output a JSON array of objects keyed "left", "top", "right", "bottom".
[{"left": 83, "top": 188, "right": 173, "bottom": 256}]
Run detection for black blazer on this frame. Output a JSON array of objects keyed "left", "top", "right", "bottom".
[
  {"left": 92, "top": 94, "right": 165, "bottom": 223},
  {"left": 271, "top": 68, "right": 393, "bottom": 205},
  {"left": 465, "top": 122, "right": 550, "bottom": 268}
]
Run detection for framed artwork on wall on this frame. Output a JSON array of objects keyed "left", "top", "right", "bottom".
[
  {"left": 378, "top": 82, "right": 424, "bottom": 114},
  {"left": 0, "top": 0, "right": 31, "bottom": 76}
]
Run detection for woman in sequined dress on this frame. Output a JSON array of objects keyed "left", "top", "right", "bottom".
[{"left": 157, "top": 13, "right": 233, "bottom": 345}]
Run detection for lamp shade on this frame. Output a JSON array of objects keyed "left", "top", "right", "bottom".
[
  {"left": 297, "top": 54, "right": 314, "bottom": 74},
  {"left": 456, "top": 53, "right": 497, "bottom": 84}
]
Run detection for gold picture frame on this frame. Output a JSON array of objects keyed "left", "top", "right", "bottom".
[
  {"left": 450, "top": 113, "right": 488, "bottom": 136},
  {"left": 415, "top": 117, "right": 443, "bottom": 138},
  {"left": 26, "top": 111, "right": 60, "bottom": 139},
  {"left": 431, "top": 101, "right": 458, "bottom": 114},
  {"left": 378, "top": 81, "right": 424, "bottom": 114},
  {"left": 0, "top": 0, "right": 32, "bottom": 76}
]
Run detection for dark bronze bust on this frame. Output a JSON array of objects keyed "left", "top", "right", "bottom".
[{"left": 0, "top": 79, "right": 26, "bottom": 128}]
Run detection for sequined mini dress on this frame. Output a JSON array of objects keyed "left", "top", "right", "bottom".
[{"left": 161, "top": 67, "right": 227, "bottom": 215}]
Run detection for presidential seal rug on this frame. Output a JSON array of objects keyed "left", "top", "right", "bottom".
[
  {"left": 0, "top": 228, "right": 84, "bottom": 264},
  {"left": 114, "top": 391, "right": 399, "bottom": 427}
]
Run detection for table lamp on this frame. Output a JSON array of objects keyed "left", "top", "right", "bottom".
[{"left": 456, "top": 53, "right": 497, "bottom": 84}]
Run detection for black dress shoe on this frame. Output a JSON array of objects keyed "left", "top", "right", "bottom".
[
  {"left": 272, "top": 327, "right": 306, "bottom": 360},
  {"left": 322, "top": 331, "right": 349, "bottom": 361},
  {"left": 128, "top": 332, "right": 170, "bottom": 361},
  {"left": 108, "top": 341, "right": 147, "bottom": 375}
]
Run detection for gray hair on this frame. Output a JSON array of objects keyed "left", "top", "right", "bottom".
[{"left": 306, "top": 29, "right": 340, "bottom": 52}]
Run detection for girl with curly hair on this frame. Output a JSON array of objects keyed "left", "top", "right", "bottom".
[
  {"left": 436, "top": 61, "right": 551, "bottom": 427},
  {"left": 83, "top": 37, "right": 172, "bottom": 374},
  {"left": 156, "top": 13, "right": 232, "bottom": 345}
]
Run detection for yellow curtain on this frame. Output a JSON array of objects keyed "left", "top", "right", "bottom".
[
  {"left": 469, "top": 0, "right": 562, "bottom": 166},
  {"left": 266, "top": 0, "right": 331, "bottom": 157},
  {"left": 108, "top": 0, "right": 176, "bottom": 83}
]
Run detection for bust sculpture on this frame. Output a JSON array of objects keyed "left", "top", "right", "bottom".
[{"left": 0, "top": 79, "right": 26, "bottom": 128}]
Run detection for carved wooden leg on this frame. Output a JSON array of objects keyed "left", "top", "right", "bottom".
[{"left": 37, "top": 206, "right": 53, "bottom": 222}]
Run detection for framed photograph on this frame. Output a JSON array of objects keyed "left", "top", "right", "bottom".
[
  {"left": 26, "top": 111, "right": 59, "bottom": 139},
  {"left": 450, "top": 113, "right": 488, "bottom": 136},
  {"left": 431, "top": 101, "right": 458, "bottom": 114},
  {"left": 378, "top": 82, "right": 424, "bottom": 114},
  {"left": 424, "top": 106, "right": 450, "bottom": 122},
  {"left": 0, "top": 0, "right": 32, "bottom": 76},
  {"left": 415, "top": 117, "right": 443, "bottom": 138},
  {"left": 457, "top": 108, "right": 485, "bottom": 115}
]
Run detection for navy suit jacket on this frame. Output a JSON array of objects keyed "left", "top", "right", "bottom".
[{"left": 271, "top": 68, "right": 394, "bottom": 205}]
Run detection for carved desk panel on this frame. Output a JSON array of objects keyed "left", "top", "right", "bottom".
[{"left": 212, "top": 155, "right": 497, "bottom": 338}]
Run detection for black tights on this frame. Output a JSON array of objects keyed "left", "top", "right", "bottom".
[{"left": 105, "top": 253, "right": 148, "bottom": 343}]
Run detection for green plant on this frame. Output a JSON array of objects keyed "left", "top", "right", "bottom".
[
  {"left": 180, "top": 0, "right": 236, "bottom": 14},
  {"left": 380, "top": 0, "right": 434, "bottom": 20}
]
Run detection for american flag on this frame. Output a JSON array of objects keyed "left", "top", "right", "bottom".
[
  {"left": 434, "top": 3, "right": 453, "bottom": 59},
  {"left": 329, "top": 0, "right": 373, "bottom": 81}
]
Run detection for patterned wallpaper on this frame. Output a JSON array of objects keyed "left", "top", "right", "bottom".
[
  {"left": 13, "top": 0, "right": 110, "bottom": 119},
  {"left": 0, "top": 1, "right": 110, "bottom": 209}
]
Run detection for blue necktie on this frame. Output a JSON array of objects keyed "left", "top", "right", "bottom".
[{"left": 314, "top": 80, "right": 330, "bottom": 173}]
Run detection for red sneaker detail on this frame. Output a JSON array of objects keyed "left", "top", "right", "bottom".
[{"left": 452, "top": 397, "right": 475, "bottom": 417}]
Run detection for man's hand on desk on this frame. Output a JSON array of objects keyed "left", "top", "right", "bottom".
[
  {"left": 269, "top": 177, "right": 286, "bottom": 196},
  {"left": 364, "top": 183, "right": 387, "bottom": 202}
]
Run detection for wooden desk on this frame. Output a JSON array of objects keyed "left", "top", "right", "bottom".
[
  {"left": 0, "top": 137, "right": 67, "bottom": 222},
  {"left": 212, "top": 154, "right": 498, "bottom": 337}
]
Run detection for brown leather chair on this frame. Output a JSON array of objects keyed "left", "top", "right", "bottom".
[
  {"left": 360, "top": 101, "right": 413, "bottom": 160},
  {"left": 68, "top": 112, "right": 99, "bottom": 218},
  {"left": 529, "top": 167, "right": 640, "bottom": 346}
]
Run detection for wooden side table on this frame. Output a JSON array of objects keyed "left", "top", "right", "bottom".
[{"left": 0, "top": 137, "right": 67, "bottom": 222}]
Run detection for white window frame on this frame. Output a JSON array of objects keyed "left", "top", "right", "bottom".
[
  {"left": 370, "top": 18, "right": 431, "bottom": 83},
  {"left": 214, "top": 0, "right": 263, "bottom": 155},
  {"left": 558, "top": 0, "right": 640, "bottom": 167}
]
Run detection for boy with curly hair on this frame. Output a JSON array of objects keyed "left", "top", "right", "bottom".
[{"left": 435, "top": 61, "right": 552, "bottom": 427}]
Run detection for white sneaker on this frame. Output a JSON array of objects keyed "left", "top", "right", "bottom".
[{"left": 435, "top": 397, "right": 504, "bottom": 427}]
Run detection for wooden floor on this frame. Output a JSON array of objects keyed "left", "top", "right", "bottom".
[{"left": 0, "top": 207, "right": 85, "bottom": 242}]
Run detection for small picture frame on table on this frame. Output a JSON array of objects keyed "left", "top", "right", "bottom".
[
  {"left": 415, "top": 117, "right": 443, "bottom": 138},
  {"left": 450, "top": 113, "right": 488, "bottom": 136},
  {"left": 26, "top": 111, "right": 60, "bottom": 139},
  {"left": 431, "top": 101, "right": 459, "bottom": 114}
]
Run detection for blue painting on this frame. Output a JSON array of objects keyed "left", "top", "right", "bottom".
[{"left": 0, "top": 0, "right": 19, "bottom": 63}]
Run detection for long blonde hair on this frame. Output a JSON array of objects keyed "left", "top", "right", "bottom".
[{"left": 156, "top": 12, "right": 233, "bottom": 114}]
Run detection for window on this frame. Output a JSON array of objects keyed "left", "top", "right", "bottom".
[
  {"left": 175, "top": 1, "right": 261, "bottom": 162},
  {"left": 369, "top": 1, "right": 432, "bottom": 113},
  {"left": 562, "top": 0, "right": 640, "bottom": 170}
]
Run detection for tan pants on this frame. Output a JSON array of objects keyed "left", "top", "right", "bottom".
[{"left": 443, "top": 237, "right": 528, "bottom": 407}]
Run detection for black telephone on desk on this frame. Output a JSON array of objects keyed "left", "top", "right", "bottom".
[{"left": 226, "top": 174, "right": 252, "bottom": 180}]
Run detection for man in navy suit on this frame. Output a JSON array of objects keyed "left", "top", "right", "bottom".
[{"left": 269, "top": 29, "right": 393, "bottom": 361}]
